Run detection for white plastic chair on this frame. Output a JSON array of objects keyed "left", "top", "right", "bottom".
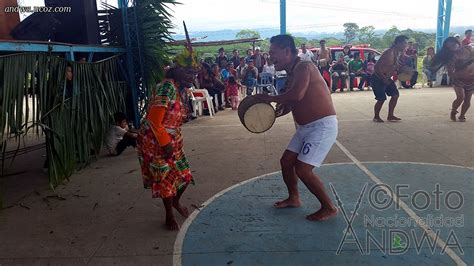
[
  {"left": 436, "top": 68, "right": 449, "bottom": 87},
  {"left": 192, "top": 89, "right": 215, "bottom": 117},
  {"left": 256, "top": 73, "right": 278, "bottom": 95},
  {"left": 214, "top": 91, "right": 226, "bottom": 109}
]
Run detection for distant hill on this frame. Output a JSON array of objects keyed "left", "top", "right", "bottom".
[{"left": 172, "top": 25, "right": 473, "bottom": 42}]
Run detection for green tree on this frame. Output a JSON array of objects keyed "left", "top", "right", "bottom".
[
  {"left": 382, "top": 26, "right": 401, "bottom": 47},
  {"left": 325, "top": 37, "right": 343, "bottom": 47},
  {"left": 343, "top": 22, "right": 359, "bottom": 44},
  {"left": 358, "top": 26, "right": 376, "bottom": 44},
  {"left": 235, "top": 29, "right": 261, "bottom": 39},
  {"left": 293, "top": 36, "right": 309, "bottom": 48},
  {"left": 400, "top": 29, "right": 435, "bottom": 51}
]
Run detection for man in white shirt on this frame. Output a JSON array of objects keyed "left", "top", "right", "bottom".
[{"left": 298, "top": 43, "right": 315, "bottom": 63}]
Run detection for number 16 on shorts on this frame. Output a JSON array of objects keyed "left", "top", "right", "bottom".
[{"left": 301, "top": 142, "right": 312, "bottom": 155}]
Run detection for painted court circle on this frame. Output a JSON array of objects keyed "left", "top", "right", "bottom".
[{"left": 174, "top": 162, "right": 473, "bottom": 266}]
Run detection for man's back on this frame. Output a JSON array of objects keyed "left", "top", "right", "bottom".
[{"left": 289, "top": 61, "right": 336, "bottom": 125}]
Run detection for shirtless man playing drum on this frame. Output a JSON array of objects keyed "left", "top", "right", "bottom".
[
  {"left": 255, "top": 34, "right": 338, "bottom": 221},
  {"left": 372, "top": 35, "right": 409, "bottom": 122}
]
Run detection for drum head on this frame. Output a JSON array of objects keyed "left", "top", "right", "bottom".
[
  {"left": 242, "top": 103, "right": 275, "bottom": 133},
  {"left": 398, "top": 66, "right": 414, "bottom": 81},
  {"left": 319, "top": 58, "right": 327, "bottom": 67}
]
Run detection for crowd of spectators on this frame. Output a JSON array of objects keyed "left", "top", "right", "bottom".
[{"left": 174, "top": 28, "right": 473, "bottom": 119}]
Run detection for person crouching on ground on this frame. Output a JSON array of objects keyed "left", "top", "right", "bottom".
[
  {"left": 255, "top": 34, "right": 338, "bottom": 221},
  {"left": 105, "top": 112, "right": 137, "bottom": 156},
  {"left": 431, "top": 37, "right": 474, "bottom": 122},
  {"left": 136, "top": 49, "right": 198, "bottom": 230}
]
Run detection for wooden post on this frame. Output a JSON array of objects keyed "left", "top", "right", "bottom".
[{"left": 0, "top": 0, "right": 20, "bottom": 40}]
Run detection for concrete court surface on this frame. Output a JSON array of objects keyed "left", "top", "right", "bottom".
[{"left": 0, "top": 86, "right": 473, "bottom": 265}]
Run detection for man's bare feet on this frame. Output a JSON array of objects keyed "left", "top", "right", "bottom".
[
  {"left": 166, "top": 216, "right": 180, "bottom": 231},
  {"left": 387, "top": 116, "right": 402, "bottom": 121},
  {"left": 373, "top": 117, "right": 384, "bottom": 123},
  {"left": 274, "top": 197, "right": 301, "bottom": 208},
  {"left": 306, "top": 207, "right": 338, "bottom": 221},
  {"left": 173, "top": 201, "right": 190, "bottom": 218}
]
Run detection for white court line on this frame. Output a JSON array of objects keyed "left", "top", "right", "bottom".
[
  {"left": 335, "top": 141, "right": 467, "bottom": 266},
  {"left": 362, "top": 161, "right": 474, "bottom": 170},
  {"left": 172, "top": 160, "right": 472, "bottom": 266}
]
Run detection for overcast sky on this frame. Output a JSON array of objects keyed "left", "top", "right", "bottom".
[
  {"left": 170, "top": 0, "right": 473, "bottom": 33},
  {"left": 21, "top": 0, "right": 473, "bottom": 34}
]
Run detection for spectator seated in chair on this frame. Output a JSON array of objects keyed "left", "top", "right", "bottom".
[
  {"left": 198, "top": 62, "right": 223, "bottom": 113},
  {"left": 422, "top": 47, "right": 437, "bottom": 87},
  {"left": 363, "top": 51, "right": 377, "bottom": 88},
  {"left": 400, "top": 41, "right": 419, "bottom": 88},
  {"left": 348, "top": 52, "right": 368, "bottom": 91},
  {"left": 330, "top": 54, "right": 349, "bottom": 92},
  {"left": 242, "top": 59, "right": 259, "bottom": 96},
  {"left": 215, "top": 47, "right": 228, "bottom": 69}
]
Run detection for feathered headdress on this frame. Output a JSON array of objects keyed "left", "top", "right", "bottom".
[{"left": 173, "top": 21, "right": 199, "bottom": 68}]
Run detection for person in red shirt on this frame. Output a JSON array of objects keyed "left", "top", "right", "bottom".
[{"left": 462, "top": 29, "right": 472, "bottom": 46}]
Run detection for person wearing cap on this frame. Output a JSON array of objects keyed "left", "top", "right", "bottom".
[
  {"left": 136, "top": 49, "right": 198, "bottom": 231},
  {"left": 454, "top": 34, "right": 461, "bottom": 43}
]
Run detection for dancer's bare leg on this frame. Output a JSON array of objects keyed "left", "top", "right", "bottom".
[
  {"left": 294, "top": 161, "right": 337, "bottom": 221},
  {"left": 163, "top": 197, "right": 179, "bottom": 231},
  {"left": 274, "top": 150, "right": 301, "bottom": 208},
  {"left": 451, "top": 86, "right": 465, "bottom": 121},
  {"left": 459, "top": 90, "right": 472, "bottom": 121},
  {"left": 387, "top": 95, "right": 401, "bottom": 121},
  {"left": 373, "top": 100, "right": 385, "bottom": 122},
  {"left": 173, "top": 185, "right": 189, "bottom": 218}
]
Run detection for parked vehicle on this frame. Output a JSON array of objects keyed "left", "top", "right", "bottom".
[{"left": 308, "top": 44, "right": 381, "bottom": 61}]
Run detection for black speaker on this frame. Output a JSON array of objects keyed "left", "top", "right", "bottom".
[
  {"left": 12, "top": 0, "right": 100, "bottom": 44},
  {"left": 46, "top": 0, "right": 100, "bottom": 44}
]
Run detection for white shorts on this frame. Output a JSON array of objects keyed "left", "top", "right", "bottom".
[{"left": 287, "top": 115, "right": 338, "bottom": 167}]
